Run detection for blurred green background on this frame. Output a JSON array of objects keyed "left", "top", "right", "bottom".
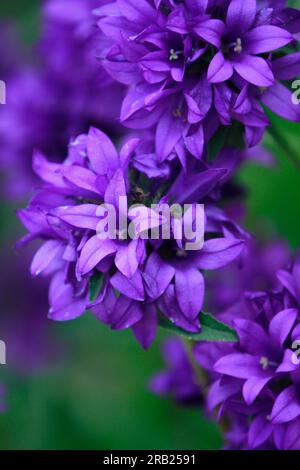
[{"left": 0, "top": 0, "right": 299, "bottom": 450}]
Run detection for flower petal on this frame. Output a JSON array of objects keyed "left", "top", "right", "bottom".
[
  {"left": 175, "top": 268, "right": 204, "bottom": 319},
  {"left": 233, "top": 55, "right": 274, "bottom": 87},
  {"left": 248, "top": 414, "right": 273, "bottom": 449},
  {"left": 110, "top": 270, "right": 145, "bottom": 301},
  {"left": 184, "top": 126, "right": 204, "bottom": 160},
  {"left": 117, "top": 0, "right": 157, "bottom": 23},
  {"left": 214, "top": 353, "right": 263, "bottom": 379},
  {"left": 78, "top": 236, "right": 118, "bottom": 275},
  {"left": 53, "top": 204, "right": 100, "bottom": 230},
  {"left": 261, "top": 82, "right": 300, "bottom": 122},
  {"left": 194, "top": 18, "right": 225, "bottom": 48},
  {"left": 207, "top": 378, "right": 241, "bottom": 411},
  {"left": 61, "top": 165, "right": 102, "bottom": 196},
  {"left": 234, "top": 319, "right": 273, "bottom": 356},
  {"left": 87, "top": 127, "right": 119, "bottom": 176},
  {"left": 196, "top": 238, "right": 244, "bottom": 270},
  {"left": 155, "top": 110, "right": 184, "bottom": 162},
  {"left": 168, "top": 168, "right": 227, "bottom": 204},
  {"left": 111, "top": 295, "right": 143, "bottom": 329},
  {"left": 31, "top": 240, "right": 64, "bottom": 277},
  {"left": 207, "top": 51, "right": 233, "bottom": 83},
  {"left": 272, "top": 52, "right": 300, "bottom": 80},
  {"left": 143, "top": 252, "right": 175, "bottom": 300},
  {"left": 243, "top": 375, "right": 272, "bottom": 405},
  {"left": 159, "top": 285, "right": 201, "bottom": 333},
  {"left": 271, "top": 385, "right": 300, "bottom": 424},
  {"left": 132, "top": 304, "right": 158, "bottom": 349},
  {"left": 115, "top": 239, "right": 140, "bottom": 278},
  {"left": 244, "top": 26, "right": 292, "bottom": 54},
  {"left": 283, "top": 417, "right": 300, "bottom": 450},
  {"left": 269, "top": 308, "right": 298, "bottom": 346},
  {"left": 226, "top": 0, "right": 256, "bottom": 35}
]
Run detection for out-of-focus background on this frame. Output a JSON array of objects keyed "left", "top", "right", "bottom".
[{"left": 0, "top": 0, "right": 299, "bottom": 450}]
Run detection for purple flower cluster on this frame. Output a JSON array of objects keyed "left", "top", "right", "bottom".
[
  {"left": 96, "top": 0, "right": 300, "bottom": 158},
  {"left": 0, "top": 248, "right": 63, "bottom": 373},
  {"left": 206, "top": 238, "right": 290, "bottom": 313},
  {"left": 0, "top": 0, "right": 124, "bottom": 198},
  {"left": 152, "top": 250, "right": 300, "bottom": 450},
  {"left": 152, "top": 248, "right": 300, "bottom": 449},
  {"left": 195, "top": 256, "right": 300, "bottom": 449},
  {"left": 12, "top": 0, "right": 300, "bottom": 450},
  {"left": 18, "top": 127, "right": 245, "bottom": 348}
]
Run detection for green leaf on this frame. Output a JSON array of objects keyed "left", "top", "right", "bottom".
[
  {"left": 159, "top": 312, "right": 238, "bottom": 343},
  {"left": 113, "top": 288, "right": 121, "bottom": 299},
  {"left": 89, "top": 272, "right": 104, "bottom": 302},
  {"left": 207, "top": 127, "right": 229, "bottom": 161},
  {"left": 207, "top": 123, "right": 246, "bottom": 161},
  {"left": 225, "top": 122, "right": 245, "bottom": 150}
]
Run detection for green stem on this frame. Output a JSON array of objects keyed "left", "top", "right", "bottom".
[
  {"left": 183, "top": 339, "right": 229, "bottom": 436},
  {"left": 182, "top": 339, "right": 208, "bottom": 390}
]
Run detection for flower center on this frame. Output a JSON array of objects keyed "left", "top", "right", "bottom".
[
  {"left": 233, "top": 38, "right": 242, "bottom": 54},
  {"left": 131, "top": 186, "right": 149, "bottom": 204},
  {"left": 260, "top": 356, "right": 269, "bottom": 370},
  {"left": 176, "top": 247, "right": 187, "bottom": 258},
  {"left": 173, "top": 108, "right": 182, "bottom": 118},
  {"left": 169, "top": 49, "right": 179, "bottom": 61}
]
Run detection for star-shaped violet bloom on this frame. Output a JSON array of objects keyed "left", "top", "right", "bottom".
[
  {"left": 91, "top": 235, "right": 244, "bottom": 348},
  {"left": 208, "top": 0, "right": 292, "bottom": 87},
  {"left": 89, "top": 163, "right": 245, "bottom": 348},
  {"left": 258, "top": 51, "right": 300, "bottom": 123},
  {"left": 51, "top": 127, "right": 156, "bottom": 281},
  {"left": 96, "top": 0, "right": 224, "bottom": 158},
  {"left": 165, "top": 0, "right": 225, "bottom": 53},
  {"left": 17, "top": 127, "right": 143, "bottom": 321},
  {"left": 18, "top": 199, "right": 89, "bottom": 322},
  {"left": 97, "top": 0, "right": 224, "bottom": 86},
  {"left": 214, "top": 308, "right": 299, "bottom": 407},
  {"left": 157, "top": 237, "right": 245, "bottom": 332},
  {"left": 92, "top": 283, "right": 159, "bottom": 349}
]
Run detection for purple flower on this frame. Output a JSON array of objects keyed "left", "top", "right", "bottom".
[
  {"left": 0, "top": 0, "right": 124, "bottom": 199},
  {"left": 149, "top": 338, "right": 202, "bottom": 405},
  {"left": 18, "top": 127, "right": 245, "bottom": 348},
  {"left": 206, "top": 238, "right": 290, "bottom": 313},
  {"left": 96, "top": 0, "right": 300, "bottom": 158},
  {"left": 0, "top": 246, "right": 64, "bottom": 374},
  {"left": 194, "top": 256, "right": 300, "bottom": 449},
  {"left": 207, "top": 0, "right": 292, "bottom": 87},
  {"left": 0, "top": 22, "right": 22, "bottom": 78},
  {"left": 10, "top": 1, "right": 300, "bottom": 447},
  {"left": 277, "top": 255, "right": 300, "bottom": 305}
]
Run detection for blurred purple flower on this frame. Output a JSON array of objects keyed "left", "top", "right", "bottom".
[
  {"left": 0, "top": 247, "right": 64, "bottom": 374},
  {"left": 206, "top": 238, "right": 290, "bottom": 313},
  {"left": 18, "top": 127, "right": 245, "bottom": 348},
  {"left": 149, "top": 338, "right": 202, "bottom": 405},
  {"left": 0, "top": 0, "right": 124, "bottom": 199}
]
